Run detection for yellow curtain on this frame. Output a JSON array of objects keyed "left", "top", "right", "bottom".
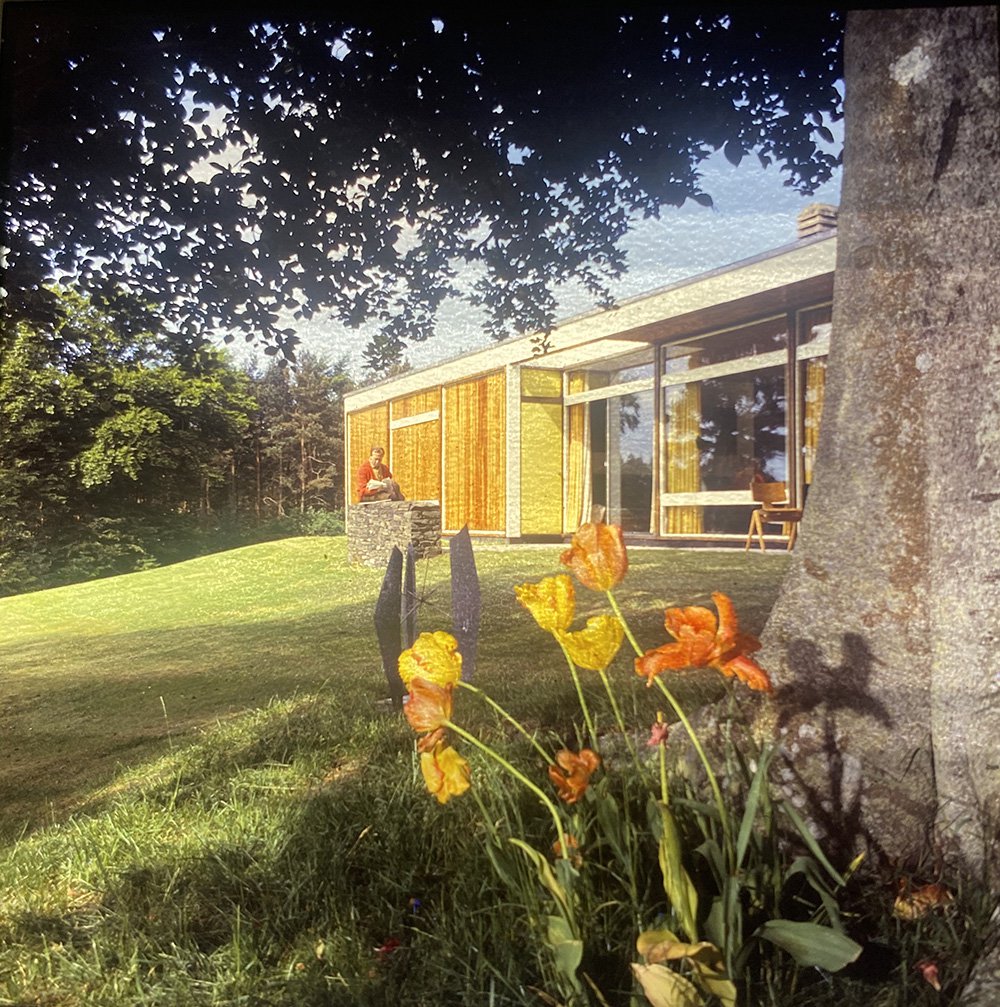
[
  {"left": 348, "top": 404, "right": 390, "bottom": 503},
  {"left": 393, "top": 419, "right": 441, "bottom": 502},
  {"left": 391, "top": 389, "right": 441, "bottom": 503},
  {"left": 565, "top": 402, "right": 591, "bottom": 532},
  {"left": 443, "top": 372, "right": 506, "bottom": 531},
  {"left": 664, "top": 383, "right": 704, "bottom": 534},
  {"left": 803, "top": 359, "right": 827, "bottom": 484}
]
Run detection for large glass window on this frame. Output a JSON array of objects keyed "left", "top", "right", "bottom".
[
  {"left": 660, "top": 316, "right": 789, "bottom": 536},
  {"left": 663, "top": 317, "right": 788, "bottom": 373},
  {"left": 697, "top": 368, "right": 787, "bottom": 489},
  {"left": 610, "top": 390, "right": 654, "bottom": 532},
  {"left": 797, "top": 305, "right": 832, "bottom": 491}
]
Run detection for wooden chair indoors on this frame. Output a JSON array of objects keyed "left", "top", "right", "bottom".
[{"left": 744, "top": 481, "right": 804, "bottom": 552}]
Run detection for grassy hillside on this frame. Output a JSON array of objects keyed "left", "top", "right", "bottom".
[
  {"left": 1, "top": 536, "right": 784, "bottom": 836},
  {"left": 8, "top": 537, "right": 899, "bottom": 1007}
]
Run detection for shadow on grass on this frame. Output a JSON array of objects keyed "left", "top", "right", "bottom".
[{"left": 0, "top": 547, "right": 787, "bottom": 840}]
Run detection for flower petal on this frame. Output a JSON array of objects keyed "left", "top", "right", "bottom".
[
  {"left": 719, "top": 653, "right": 773, "bottom": 693},
  {"left": 647, "top": 721, "right": 670, "bottom": 747},
  {"left": 557, "top": 615, "right": 624, "bottom": 671},
  {"left": 404, "top": 677, "right": 453, "bottom": 732},
  {"left": 549, "top": 748, "right": 601, "bottom": 804},
  {"left": 560, "top": 522, "right": 628, "bottom": 592},
  {"left": 419, "top": 742, "right": 471, "bottom": 804},
  {"left": 710, "top": 592, "right": 740, "bottom": 652},
  {"left": 514, "top": 574, "right": 575, "bottom": 634},
  {"left": 399, "top": 631, "right": 463, "bottom": 689},
  {"left": 634, "top": 638, "right": 715, "bottom": 684},
  {"left": 664, "top": 604, "right": 717, "bottom": 642}
]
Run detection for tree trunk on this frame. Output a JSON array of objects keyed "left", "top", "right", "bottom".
[
  {"left": 760, "top": 7, "right": 1000, "bottom": 879},
  {"left": 299, "top": 428, "right": 307, "bottom": 514}
]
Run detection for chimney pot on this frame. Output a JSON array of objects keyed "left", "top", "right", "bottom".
[{"left": 797, "top": 203, "right": 838, "bottom": 239}]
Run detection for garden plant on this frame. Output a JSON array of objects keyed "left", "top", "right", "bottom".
[
  {"left": 0, "top": 534, "right": 989, "bottom": 1006},
  {"left": 394, "top": 522, "right": 942, "bottom": 1005}
]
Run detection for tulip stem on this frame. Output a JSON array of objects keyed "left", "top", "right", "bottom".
[
  {"left": 444, "top": 719, "right": 568, "bottom": 880},
  {"left": 651, "top": 676, "right": 732, "bottom": 858},
  {"left": 606, "top": 590, "right": 643, "bottom": 657},
  {"left": 558, "top": 646, "right": 599, "bottom": 751},
  {"left": 597, "top": 668, "right": 644, "bottom": 776},
  {"left": 457, "top": 682, "right": 554, "bottom": 766}
]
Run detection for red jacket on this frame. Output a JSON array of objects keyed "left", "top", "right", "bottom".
[{"left": 356, "top": 459, "right": 393, "bottom": 501}]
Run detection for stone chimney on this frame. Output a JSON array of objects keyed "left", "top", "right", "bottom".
[{"left": 797, "top": 203, "right": 838, "bottom": 239}]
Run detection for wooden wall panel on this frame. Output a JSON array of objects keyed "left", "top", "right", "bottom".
[
  {"left": 443, "top": 372, "right": 506, "bottom": 532},
  {"left": 521, "top": 368, "right": 563, "bottom": 398},
  {"left": 392, "top": 418, "right": 442, "bottom": 502},
  {"left": 347, "top": 404, "right": 389, "bottom": 503},
  {"left": 520, "top": 400, "right": 563, "bottom": 534},
  {"left": 393, "top": 388, "right": 441, "bottom": 420}
]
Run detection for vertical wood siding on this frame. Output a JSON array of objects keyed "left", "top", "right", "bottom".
[
  {"left": 520, "top": 369, "right": 563, "bottom": 535},
  {"left": 443, "top": 372, "right": 506, "bottom": 531}
]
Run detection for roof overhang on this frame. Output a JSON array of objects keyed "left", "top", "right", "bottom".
[{"left": 345, "top": 233, "right": 836, "bottom": 412}]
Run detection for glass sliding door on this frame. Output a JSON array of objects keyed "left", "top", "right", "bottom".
[
  {"left": 564, "top": 350, "right": 655, "bottom": 536},
  {"left": 607, "top": 390, "right": 654, "bottom": 532}
]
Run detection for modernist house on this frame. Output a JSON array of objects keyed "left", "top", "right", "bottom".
[{"left": 343, "top": 205, "right": 837, "bottom": 546}]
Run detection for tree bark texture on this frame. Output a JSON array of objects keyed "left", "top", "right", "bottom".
[{"left": 759, "top": 7, "right": 1000, "bottom": 878}]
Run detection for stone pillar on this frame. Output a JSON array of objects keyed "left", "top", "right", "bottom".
[{"left": 347, "top": 500, "right": 443, "bottom": 568}]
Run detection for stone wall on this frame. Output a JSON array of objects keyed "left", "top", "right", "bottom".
[{"left": 347, "top": 500, "right": 442, "bottom": 568}]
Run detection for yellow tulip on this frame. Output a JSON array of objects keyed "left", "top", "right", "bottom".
[
  {"left": 514, "top": 574, "right": 575, "bottom": 634},
  {"left": 420, "top": 742, "right": 471, "bottom": 804},
  {"left": 557, "top": 615, "right": 624, "bottom": 671},
  {"left": 399, "top": 631, "right": 463, "bottom": 689}
]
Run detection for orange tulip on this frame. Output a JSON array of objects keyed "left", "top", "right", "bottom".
[
  {"left": 560, "top": 522, "right": 628, "bottom": 592},
  {"left": 514, "top": 574, "right": 575, "bottom": 634},
  {"left": 404, "top": 677, "right": 453, "bottom": 733},
  {"left": 635, "top": 592, "right": 772, "bottom": 692},
  {"left": 557, "top": 615, "right": 624, "bottom": 671},
  {"left": 416, "top": 726, "right": 446, "bottom": 753},
  {"left": 548, "top": 748, "right": 601, "bottom": 804},
  {"left": 399, "top": 631, "right": 463, "bottom": 689},
  {"left": 419, "top": 741, "right": 471, "bottom": 804},
  {"left": 893, "top": 881, "right": 954, "bottom": 919},
  {"left": 551, "top": 833, "right": 583, "bottom": 866}
]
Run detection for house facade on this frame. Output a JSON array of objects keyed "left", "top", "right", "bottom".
[{"left": 343, "top": 205, "right": 837, "bottom": 545}]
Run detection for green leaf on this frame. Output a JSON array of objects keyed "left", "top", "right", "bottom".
[
  {"left": 547, "top": 915, "right": 584, "bottom": 993},
  {"left": 784, "top": 856, "right": 846, "bottom": 932},
  {"left": 594, "top": 790, "right": 630, "bottom": 863},
  {"left": 756, "top": 920, "right": 862, "bottom": 971},
  {"left": 655, "top": 801, "right": 699, "bottom": 942},
  {"left": 695, "top": 837, "right": 724, "bottom": 887},
  {"left": 779, "top": 801, "right": 847, "bottom": 887},
  {"left": 509, "top": 838, "right": 573, "bottom": 921},
  {"left": 631, "top": 963, "right": 705, "bottom": 1007},
  {"left": 704, "top": 896, "right": 725, "bottom": 951},
  {"left": 736, "top": 746, "right": 773, "bottom": 868}
]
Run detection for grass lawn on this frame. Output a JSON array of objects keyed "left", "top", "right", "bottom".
[
  {"left": 1, "top": 536, "right": 785, "bottom": 838},
  {"left": 10, "top": 537, "right": 984, "bottom": 1006}
]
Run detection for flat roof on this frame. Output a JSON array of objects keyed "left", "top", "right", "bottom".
[{"left": 344, "top": 230, "right": 836, "bottom": 411}]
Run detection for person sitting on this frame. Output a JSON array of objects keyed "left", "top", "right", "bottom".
[{"left": 356, "top": 445, "right": 404, "bottom": 502}]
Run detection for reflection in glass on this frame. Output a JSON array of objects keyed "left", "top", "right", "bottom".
[
  {"left": 663, "top": 317, "right": 787, "bottom": 374},
  {"left": 588, "top": 392, "right": 654, "bottom": 533},
  {"left": 698, "top": 367, "right": 786, "bottom": 489},
  {"left": 662, "top": 366, "right": 787, "bottom": 534}
]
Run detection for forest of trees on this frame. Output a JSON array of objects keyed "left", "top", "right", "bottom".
[{"left": 0, "top": 288, "right": 352, "bottom": 596}]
